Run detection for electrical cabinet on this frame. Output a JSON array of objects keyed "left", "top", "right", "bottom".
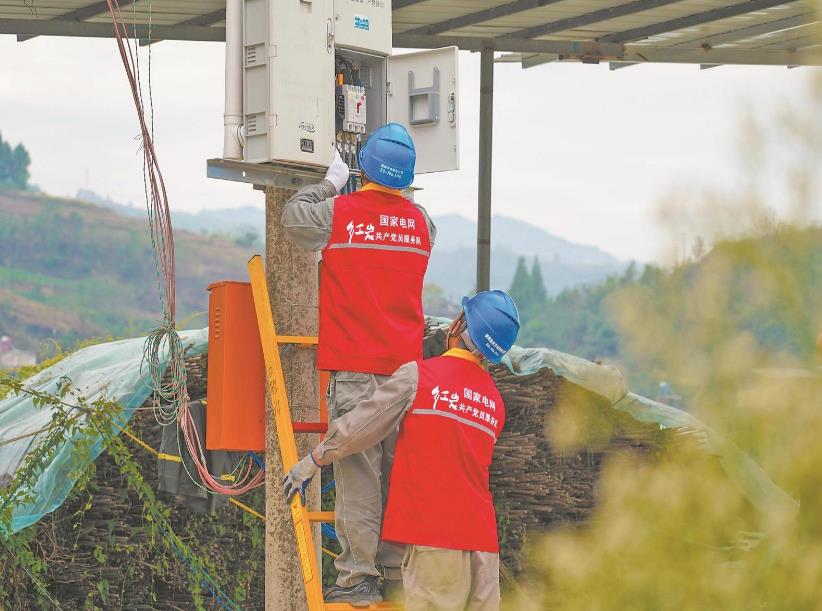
[
  {"left": 243, "top": 0, "right": 335, "bottom": 166},
  {"left": 334, "top": 0, "right": 392, "bottom": 56},
  {"left": 206, "top": 281, "right": 265, "bottom": 452},
  {"left": 242, "top": 0, "right": 459, "bottom": 177},
  {"left": 388, "top": 48, "right": 459, "bottom": 174}
]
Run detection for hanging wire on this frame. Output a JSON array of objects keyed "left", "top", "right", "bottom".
[{"left": 104, "top": 1, "right": 264, "bottom": 496}]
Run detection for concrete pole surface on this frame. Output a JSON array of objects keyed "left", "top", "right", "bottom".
[
  {"left": 265, "top": 186, "right": 320, "bottom": 611},
  {"left": 476, "top": 48, "right": 494, "bottom": 294}
]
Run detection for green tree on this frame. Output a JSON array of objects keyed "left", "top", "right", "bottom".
[
  {"left": 0, "top": 133, "right": 31, "bottom": 190},
  {"left": 234, "top": 228, "right": 260, "bottom": 248},
  {"left": 530, "top": 256, "right": 547, "bottom": 305},
  {"left": 508, "top": 256, "right": 533, "bottom": 312}
]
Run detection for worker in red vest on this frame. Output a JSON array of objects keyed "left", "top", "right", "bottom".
[
  {"left": 281, "top": 123, "right": 435, "bottom": 605},
  {"left": 285, "top": 291, "right": 520, "bottom": 610}
]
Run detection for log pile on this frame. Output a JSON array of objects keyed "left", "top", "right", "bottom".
[
  {"left": 425, "top": 322, "right": 667, "bottom": 575},
  {"left": 7, "top": 329, "right": 667, "bottom": 605}
]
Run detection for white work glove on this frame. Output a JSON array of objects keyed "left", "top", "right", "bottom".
[
  {"left": 324, "top": 149, "right": 350, "bottom": 194},
  {"left": 283, "top": 452, "right": 321, "bottom": 505}
]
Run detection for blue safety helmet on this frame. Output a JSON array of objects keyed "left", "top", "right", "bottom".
[
  {"left": 358, "top": 123, "right": 416, "bottom": 189},
  {"left": 461, "top": 290, "right": 520, "bottom": 364}
]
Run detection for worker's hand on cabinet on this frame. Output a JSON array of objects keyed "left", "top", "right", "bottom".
[{"left": 325, "top": 149, "right": 350, "bottom": 193}]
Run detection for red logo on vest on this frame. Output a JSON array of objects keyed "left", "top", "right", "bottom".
[
  {"left": 318, "top": 190, "right": 431, "bottom": 375},
  {"left": 382, "top": 354, "right": 505, "bottom": 552}
]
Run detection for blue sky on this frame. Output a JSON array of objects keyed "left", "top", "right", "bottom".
[{"left": 1, "top": 35, "right": 818, "bottom": 262}]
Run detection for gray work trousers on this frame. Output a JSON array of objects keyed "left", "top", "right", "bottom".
[
  {"left": 328, "top": 371, "right": 405, "bottom": 587},
  {"left": 402, "top": 545, "right": 501, "bottom": 611}
]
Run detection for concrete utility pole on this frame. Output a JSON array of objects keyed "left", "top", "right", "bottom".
[{"left": 264, "top": 186, "right": 320, "bottom": 611}]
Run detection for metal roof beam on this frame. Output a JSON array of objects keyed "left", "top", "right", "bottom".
[
  {"left": 523, "top": 53, "right": 560, "bottom": 68},
  {"left": 510, "top": 0, "right": 685, "bottom": 40},
  {"left": 394, "top": 32, "right": 625, "bottom": 58},
  {"left": 672, "top": 12, "right": 816, "bottom": 47},
  {"left": 401, "top": 0, "right": 564, "bottom": 36},
  {"left": 1, "top": 18, "right": 225, "bottom": 42},
  {"left": 760, "top": 33, "right": 819, "bottom": 49},
  {"left": 393, "top": 0, "right": 430, "bottom": 9},
  {"left": 610, "top": 61, "right": 640, "bottom": 69},
  {"left": 46, "top": 1, "right": 132, "bottom": 22},
  {"left": 17, "top": 0, "right": 136, "bottom": 42},
  {"left": 139, "top": 8, "right": 227, "bottom": 46},
  {"left": 599, "top": 0, "right": 800, "bottom": 43},
  {"left": 623, "top": 44, "right": 822, "bottom": 65}
]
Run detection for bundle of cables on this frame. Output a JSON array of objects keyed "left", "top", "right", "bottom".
[{"left": 105, "top": 1, "right": 263, "bottom": 495}]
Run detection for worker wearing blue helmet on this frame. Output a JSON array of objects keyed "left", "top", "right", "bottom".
[
  {"left": 281, "top": 123, "right": 436, "bottom": 604},
  {"left": 356, "top": 122, "right": 416, "bottom": 189},
  {"left": 285, "top": 291, "right": 520, "bottom": 610}
]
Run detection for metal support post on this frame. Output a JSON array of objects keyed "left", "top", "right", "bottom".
[{"left": 476, "top": 48, "right": 494, "bottom": 293}]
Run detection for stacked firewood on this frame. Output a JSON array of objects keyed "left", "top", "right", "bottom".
[
  {"left": 425, "top": 320, "right": 666, "bottom": 575},
  {"left": 8, "top": 327, "right": 667, "bottom": 605}
]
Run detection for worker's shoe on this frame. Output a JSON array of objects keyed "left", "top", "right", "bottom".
[{"left": 324, "top": 577, "right": 383, "bottom": 607}]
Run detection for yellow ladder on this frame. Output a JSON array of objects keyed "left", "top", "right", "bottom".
[{"left": 248, "top": 256, "right": 401, "bottom": 611}]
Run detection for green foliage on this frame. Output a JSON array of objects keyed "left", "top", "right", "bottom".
[
  {"left": 233, "top": 228, "right": 260, "bottom": 248},
  {"left": 0, "top": 132, "right": 30, "bottom": 191},
  {"left": 508, "top": 73, "right": 822, "bottom": 610},
  {"left": 0, "top": 375, "right": 260, "bottom": 609},
  {"left": 518, "top": 232, "right": 822, "bottom": 398},
  {"left": 508, "top": 256, "right": 548, "bottom": 319},
  {"left": 529, "top": 257, "right": 547, "bottom": 305},
  {"left": 517, "top": 261, "right": 640, "bottom": 369},
  {"left": 508, "top": 257, "right": 530, "bottom": 305},
  {"left": 507, "top": 234, "right": 822, "bottom": 609}
]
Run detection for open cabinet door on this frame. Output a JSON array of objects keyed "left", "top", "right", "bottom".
[{"left": 387, "top": 47, "right": 459, "bottom": 175}]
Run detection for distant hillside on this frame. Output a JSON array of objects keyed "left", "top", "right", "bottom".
[
  {"left": 79, "top": 189, "right": 626, "bottom": 298},
  {"left": 2, "top": 188, "right": 630, "bottom": 354},
  {"left": 77, "top": 189, "right": 264, "bottom": 244},
  {"left": 0, "top": 191, "right": 254, "bottom": 353},
  {"left": 427, "top": 214, "right": 625, "bottom": 298},
  {"left": 432, "top": 214, "right": 618, "bottom": 266},
  {"left": 517, "top": 226, "right": 822, "bottom": 395}
]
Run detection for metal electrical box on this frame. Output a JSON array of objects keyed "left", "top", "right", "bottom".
[
  {"left": 388, "top": 48, "right": 460, "bottom": 174},
  {"left": 241, "top": 0, "right": 459, "bottom": 177},
  {"left": 243, "top": 0, "right": 335, "bottom": 166},
  {"left": 334, "top": 0, "right": 392, "bottom": 56},
  {"left": 206, "top": 281, "right": 265, "bottom": 452}
]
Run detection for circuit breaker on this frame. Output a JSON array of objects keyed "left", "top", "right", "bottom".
[
  {"left": 241, "top": 0, "right": 459, "bottom": 178},
  {"left": 340, "top": 85, "right": 367, "bottom": 133}
]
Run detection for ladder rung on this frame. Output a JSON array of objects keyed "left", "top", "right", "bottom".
[
  {"left": 277, "top": 335, "right": 319, "bottom": 345},
  {"left": 293, "top": 422, "right": 328, "bottom": 433},
  {"left": 307, "top": 511, "right": 335, "bottom": 523},
  {"left": 325, "top": 604, "right": 403, "bottom": 610}
]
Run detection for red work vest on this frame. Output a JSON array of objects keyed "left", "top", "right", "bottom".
[
  {"left": 319, "top": 188, "right": 431, "bottom": 375},
  {"left": 382, "top": 351, "right": 505, "bottom": 552}
]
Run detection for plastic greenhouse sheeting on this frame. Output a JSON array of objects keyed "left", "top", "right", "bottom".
[
  {"left": 503, "top": 343, "right": 799, "bottom": 515},
  {"left": 0, "top": 329, "right": 207, "bottom": 534},
  {"left": 1, "top": 325, "right": 796, "bottom": 535}
]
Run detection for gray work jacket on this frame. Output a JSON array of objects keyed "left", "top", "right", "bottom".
[
  {"left": 281, "top": 179, "right": 437, "bottom": 252},
  {"left": 314, "top": 361, "right": 420, "bottom": 464}
]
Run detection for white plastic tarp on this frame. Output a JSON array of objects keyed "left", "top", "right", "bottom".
[{"left": 0, "top": 329, "right": 207, "bottom": 533}]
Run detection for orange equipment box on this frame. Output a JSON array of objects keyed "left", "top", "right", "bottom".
[{"left": 206, "top": 281, "right": 265, "bottom": 451}]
